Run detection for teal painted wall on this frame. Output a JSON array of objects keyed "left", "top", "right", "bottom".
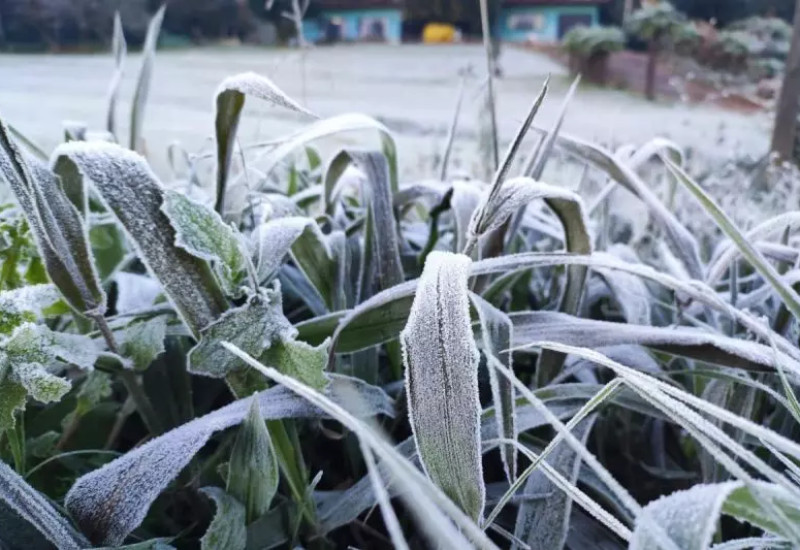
[
  {"left": 304, "top": 8, "right": 402, "bottom": 44},
  {"left": 498, "top": 5, "right": 599, "bottom": 42}
]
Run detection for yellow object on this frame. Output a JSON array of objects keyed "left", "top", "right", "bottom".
[{"left": 423, "top": 23, "right": 456, "bottom": 44}]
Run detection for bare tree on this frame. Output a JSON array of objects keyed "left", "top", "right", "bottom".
[{"left": 771, "top": 0, "right": 800, "bottom": 161}]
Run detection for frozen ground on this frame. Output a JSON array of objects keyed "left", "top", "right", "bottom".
[{"left": 0, "top": 43, "right": 772, "bottom": 179}]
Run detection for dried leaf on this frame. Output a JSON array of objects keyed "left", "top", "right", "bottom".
[{"left": 401, "top": 251, "right": 484, "bottom": 521}]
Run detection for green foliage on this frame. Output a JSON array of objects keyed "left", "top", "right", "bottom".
[
  {"left": 562, "top": 26, "right": 626, "bottom": 57},
  {"left": 6, "top": 16, "right": 800, "bottom": 550},
  {"left": 626, "top": 1, "right": 699, "bottom": 53}
]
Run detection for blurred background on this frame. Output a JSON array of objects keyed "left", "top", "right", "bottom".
[{"left": 0, "top": 0, "right": 798, "bottom": 189}]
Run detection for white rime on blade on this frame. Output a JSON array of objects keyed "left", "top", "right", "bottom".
[{"left": 401, "top": 251, "right": 484, "bottom": 521}]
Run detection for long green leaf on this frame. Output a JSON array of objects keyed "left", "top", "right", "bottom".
[
  {"left": 401, "top": 251, "right": 484, "bottom": 521},
  {"left": 106, "top": 12, "right": 127, "bottom": 140},
  {"left": 222, "top": 342, "right": 499, "bottom": 549},
  {"left": 214, "top": 72, "right": 313, "bottom": 214},
  {"left": 470, "top": 293, "right": 517, "bottom": 482},
  {"left": 0, "top": 119, "right": 106, "bottom": 317},
  {"left": 664, "top": 158, "right": 800, "bottom": 322},
  {"left": 0, "top": 459, "right": 89, "bottom": 550}
]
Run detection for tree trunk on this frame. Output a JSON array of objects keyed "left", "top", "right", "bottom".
[
  {"left": 645, "top": 39, "right": 658, "bottom": 101},
  {"left": 771, "top": 0, "right": 800, "bottom": 161}
]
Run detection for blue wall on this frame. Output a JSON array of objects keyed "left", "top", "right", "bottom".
[
  {"left": 304, "top": 9, "right": 403, "bottom": 44},
  {"left": 498, "top": 5, "right": 599, "bottom": 43}
]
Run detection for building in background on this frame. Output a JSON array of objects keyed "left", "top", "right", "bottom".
[
  {"left": 498, "top": 0, "right": 607, "bottom": 42},
  {"left": 303, "top": 0, "right": 404, "bottom": 43}
]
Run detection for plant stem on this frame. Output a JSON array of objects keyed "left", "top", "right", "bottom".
[
  {"left": 478, "top": 0, "right": 499, "bottom": 171},
  {"left": 92, "top": 314, "right": 164, "bottom": 436},
  {"left": 8, "top": 415, "right": 25, "bottom": 474}
]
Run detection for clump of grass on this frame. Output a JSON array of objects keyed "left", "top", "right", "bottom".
[{"left": 2, "top": 7, "right": 800, "bottom": 550}]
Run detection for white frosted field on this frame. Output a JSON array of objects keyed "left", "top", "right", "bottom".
[{"left": 0, "top": 43, "right": 771, "bottom": 179}]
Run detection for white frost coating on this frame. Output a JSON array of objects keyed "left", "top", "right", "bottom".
[
  {"left": 52, "top": 141, "right": 227, "bottom": 335},
  {"left": 0, "top": 285, "right": 62, "bottom": 322},
  {"left": 251, "top": 216, "right": 314, "bottom": 283},
  {"left": 513, "top": 417, "right": 595, "bottom": 550},
  {"left": 706, "top": 211, "right": 800, "bottom": 286},
  {"left": 597, "top": 244, "right": 652, "bottom": 325},
  {"left": 114, "top": 273, "right": 162, "bottom": 314},
  {"left": 215, "top": 72, "right": 314, "bottom": 118},
  {"left": 470, "top": 293, "right": 517, "bottom": 483},
  {"left": 162, "top": 188, "right": 248, "bottom": 297},
  {"left": 630, "top": 482, "right": 742, "bottom": 550},
  {"left": 246, "top": 113, "right": 395, "bottom": 185},
  {"left": 0, "top": 459, "right": 88, "bottom": 549},
  {"left": 400, "top": 251, "right": 484, "bottom": 521},
  {"left": 65, "top": 374, "right": 393, "bottom": 546},
  {"left": 199, "top": 487, "right": 246, "bottom": 550},
  {"left": 510, "top": 311, "right": 800, "bottom": 375},
  {"left": 467, "top": 176, "right": 585, "bottom": 243},
  {"left": 450, "top": 181, "right": 484, "bottom": 253},
  {"left": 7, "top": 323, "right": 101, "bottom": 372}
]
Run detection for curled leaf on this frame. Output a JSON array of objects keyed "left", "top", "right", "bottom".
[
  {"left": 401, "top": 251, "right": 484, "bottom": 521},
  {"left": 214, "top": 72, "right": 313, "bottom": 214},
  {"left": 52, "top": 141, "right": 228, "bottom": 335},
  {"left": 251, "top": 216, "right": 313, "bottom": 284},
  {"left": 630, "top": 482, "right": 742, "bottom": 550},
  {"left": 0, "top": 119, "right": 106, "bottom": 317},
  {"left": 200, "top": 487, "right": 246, "bottom": 550},
  {"left": 350, "top": 151, "right": 404, "bottom": 297},
  {"left": 105, "top": 11, "right": 127, "bottom": 140}
]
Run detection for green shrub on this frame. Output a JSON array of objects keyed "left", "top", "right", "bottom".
[{"left": 562, "top": 25, "right": 625, "bottom": 57}]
